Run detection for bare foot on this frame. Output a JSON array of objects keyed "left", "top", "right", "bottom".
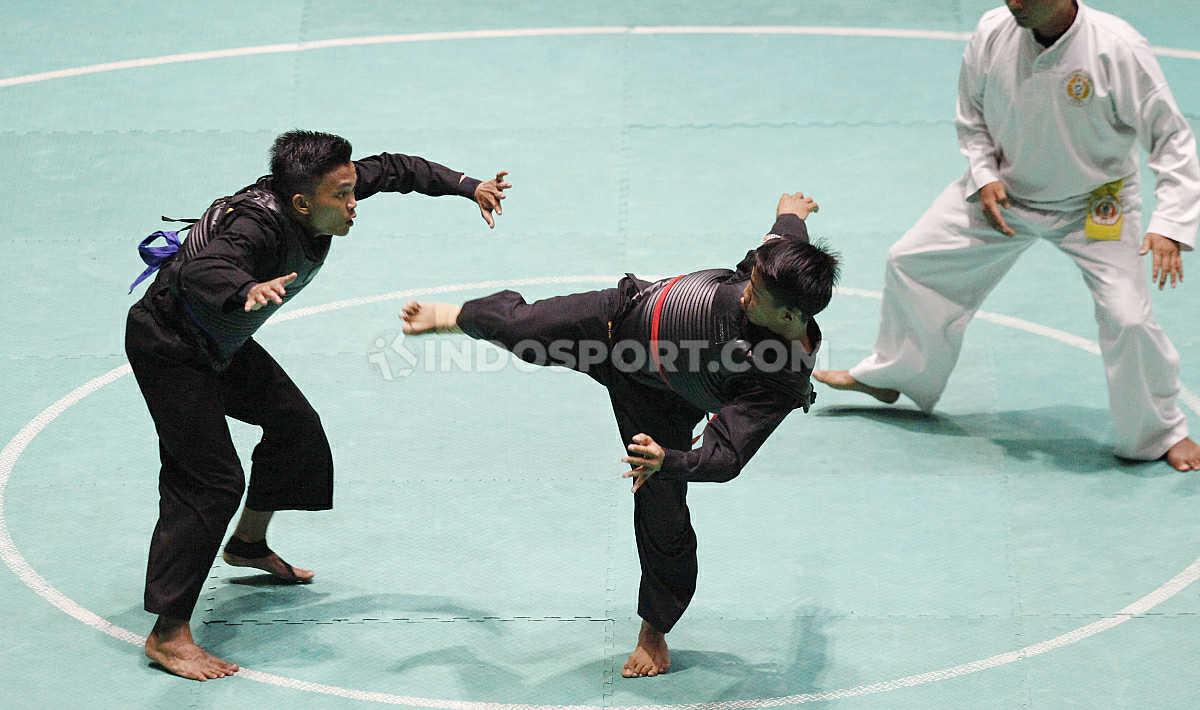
[
  {"left": 401, "top": 301, "right": 462, "bottom": 335},
  {"left": 1166, "top": 437, "right": 1200, "bottom": 472},
  {"left": 813, "top": 369, "right": 900, "bottom": 405},
  {"left": 222, "top": 547, "right": 314, "bottom": 583},
  {"left": 145, "top": 618, "right": 238, "bottom": 681},
  {"left": 621, "top": 620, "right": 671, "bottom": 678}
]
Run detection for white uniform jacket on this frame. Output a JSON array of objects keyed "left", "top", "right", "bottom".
[{"left": 956, "top": 2, "right": 1200, "bottom": 248}]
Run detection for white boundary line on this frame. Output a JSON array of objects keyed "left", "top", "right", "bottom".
[
  {"left": 2, "top": 278, "right": 1198, "bottom": 708},
  {"left": 1, "top": 25, "right": 1197, "bottom": 89}
]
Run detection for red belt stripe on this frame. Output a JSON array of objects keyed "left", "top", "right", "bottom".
[{"left": 649, "top": 275, "right": 684, "bottom": 386}]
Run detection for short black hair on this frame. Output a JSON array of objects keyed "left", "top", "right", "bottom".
[
  {"left": 753, "top": 238, "right": 841, "bottom": 317},
  {"left": 269, "top": 130, "right": 353, "bottom": 201}
]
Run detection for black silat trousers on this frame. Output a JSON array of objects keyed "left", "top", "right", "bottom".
[
  {"left": 125, "top": 300, "right": 333, "bottom": 620},
  {"left": 458, "top": 283, "right": 707, "bottom": 633}
]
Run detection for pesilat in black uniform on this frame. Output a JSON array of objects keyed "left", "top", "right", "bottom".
[
  {"left": 126, "top": 153, "right": 482, "bottom": 621},
  {"left": 456, "top": 212, "right": 824, "bottom": 634}
]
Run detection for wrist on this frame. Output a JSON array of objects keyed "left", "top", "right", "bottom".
[{"left": 458, "top": 175, "right": 482, "bottom": 199}]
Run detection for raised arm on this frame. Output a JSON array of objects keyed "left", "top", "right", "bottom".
[
  {"left": 353, "top": 153, "right": 512, "bottom": 228},
  {"left": 353, "top": 152, "right": 477, "bottom": 200},
  {"left": 732, "top": 192, "right": 816, "bottom": 277}
]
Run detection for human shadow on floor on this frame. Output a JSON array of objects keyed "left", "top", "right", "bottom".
[
  {"left": 386, "top": 640, "right": 609, "bottom": 703},
  {"left": 226, "top": 573, "right": 306, "bottom": 586},
  {"left": 203, "top": 588, "right": 498, "bottom": 627},
  {"left": 615, "top": 608, "right": 834, "bottom": 705},
  {"left": 815, "top": 404, "right": 1167, "bottom": 477},
  {"left": 116, "top": 600, "right": 839, "bottom": 703},
  {"left": 372, "top": 609, "right": 835, "bottom": 705},
  {"left": 189, "top": 590, "right": 505, "bottom": 668}
]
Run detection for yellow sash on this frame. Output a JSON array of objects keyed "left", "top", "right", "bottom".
[{"left": 1085, "top": 179, "right": 1124, "bottom": 240}]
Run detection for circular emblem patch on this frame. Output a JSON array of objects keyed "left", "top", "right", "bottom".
[
  {"left": 1065, "top": 70, "right": 1093, "bottom": 105},
  {"left": 1092, "top": 195, "right": 1120, "bottom": 225}
]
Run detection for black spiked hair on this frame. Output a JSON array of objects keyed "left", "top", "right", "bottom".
[
  {"left": 753, "top": 238, "right": 841, "bottom": 318},
  {"left": 269, "top": 130, "right": 353, "bottom": 202}
]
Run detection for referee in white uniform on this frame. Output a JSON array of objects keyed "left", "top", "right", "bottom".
[{"left": 816, "top": 0, "right": 1200, "bottom": 471}]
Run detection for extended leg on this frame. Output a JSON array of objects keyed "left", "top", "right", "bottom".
[
  {"left": 827, "top": 177, "right": 1035, "bottom": 411},
  {"left": 408, "top": 287, "right": 626, "bottom": 384}
]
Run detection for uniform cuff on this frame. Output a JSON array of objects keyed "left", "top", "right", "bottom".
[
  {"left": 226, "top": 282, "right": 256, "bottom": 312},
  {"left": 966, "top": 166, "right": 1000, "bottom": 201},
  {"left": 768, "top": 213, "right": 810, "bottom": 241},
  {"left": 457, "top": 175, "right": 482, "bottom": 199},
  {"left": 1147, "top": 215, "right": 1196, "bottom": 251},
  {"left": 656, "top": 449, "right": 689, "bottom": 480}
]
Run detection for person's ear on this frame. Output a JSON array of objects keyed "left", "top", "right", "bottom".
[
  {"left": 783, "top": 308, "right": 806, "bottom": 323},
  {"left": 291, "top": 193, "right": 311, "bottom": 216}
]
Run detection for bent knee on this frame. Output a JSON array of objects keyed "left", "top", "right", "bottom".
[
  {"left": 1094, "top": 298, "right": 1152, "bottom": 332},
  {"left": 191, "top": 472, "right": 246, "bottom": 518}
]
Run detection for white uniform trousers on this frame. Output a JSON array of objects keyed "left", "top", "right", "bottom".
[{"left": 850, "top": 174, "right": 1187, "bottom": 460}]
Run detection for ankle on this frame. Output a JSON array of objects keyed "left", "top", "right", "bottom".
[
  {"left": 639, "top": 620, "right": 666, "bottom": 641},
  {"left": 151, "top": 616, "right": 191, "bottom": 641}
]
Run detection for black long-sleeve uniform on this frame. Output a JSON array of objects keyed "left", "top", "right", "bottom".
[
  {"left": 455, "top": 213, "right": 820, "bottom": 633},
  {"left": 125, "top": 153, "right": 479, "bottom": 619}
]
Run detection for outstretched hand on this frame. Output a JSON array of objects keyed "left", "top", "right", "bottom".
[
  {"left": 621, "top": 433, "right": 665, "bottom": 493},
  {"left": 475, "top": 170, "right": 512, "bottom": 229},
  {"left": 1139, "top": 232, "right": 1184, "bottom": 290},
  {"left": 777, "top": 192, "right": 819, "bottom": 220},
  {"left": 244, "top": 272, "right": 298, "bottom": 312}
]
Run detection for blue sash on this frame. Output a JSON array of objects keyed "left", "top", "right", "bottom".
[{"left": 127, "top": 230, "right": 183, "bottom": 294}]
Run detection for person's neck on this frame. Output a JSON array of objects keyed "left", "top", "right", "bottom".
[
  {"left": 769, "top": 319, "right": 812, "bottom": 353},
  {"left": 286, "top": 208, "right": 323, "bottom": 238},
  {"left": 1032, "top": 1, "right": 1078, "bottom": 47}
]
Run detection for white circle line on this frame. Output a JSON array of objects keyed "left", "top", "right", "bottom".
[
  {"left": 1, "top": 25, "right": 1197, "bottom": 89},
  {"left": 1, "top": 277, "right": 1197, "bottom": 708}
]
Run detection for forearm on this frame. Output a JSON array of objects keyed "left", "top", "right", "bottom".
[
  {"left": 658, "top": 443, "right": 742, "bottom": 483},
  {"left": 353, "top": 152, "right": 480, "bottom": 201},
  {"left": 1142, "top": 95, "right": 1200, "bottom": 249},
  {"left": 178, "top": 253, "right": 258, "bottom": 312},
  {"left": 656, "top": 398, "right": 791, "bottom": 483},
  {"left": 735, "top": 214, "right": 811, "bottom": 275},
  {"left": 955, "top": 41, "right": 999, "bottom": 194},
  {"left": 767, "top": 213, "right": 810, "bottom": 241},
  {"left": 956, "top": 112, "right": 999, "bottom": 195},
  {"left": 176, "top": 220, "right": 272, "bottom": 312}
]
